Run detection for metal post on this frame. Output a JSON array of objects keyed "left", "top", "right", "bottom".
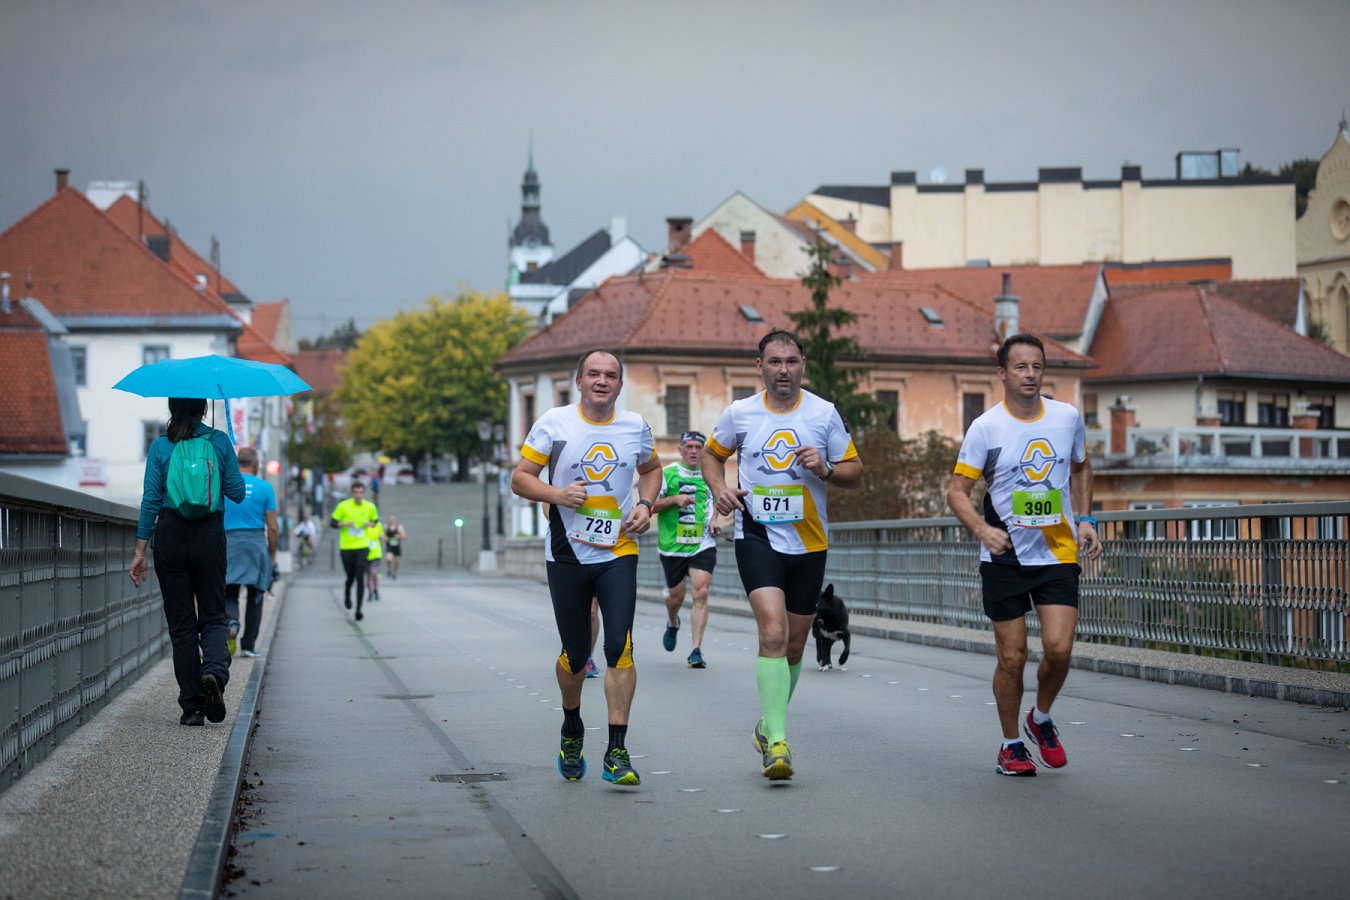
[
  {"left": 437, "top": 537, "right": 443, "bottom": 569},
  {"left": 477, "top": 421, "right": 497, "bottom": 572},
  {"left": 456, "top": 525, "right": 464, "bottom": 569}
]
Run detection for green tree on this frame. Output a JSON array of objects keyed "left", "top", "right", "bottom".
[
  {"left": 788, "top": 237, "right": 881, "bottom": 430},
  {"left": 335, "top": 290, "right": 534, "bottom": 477},
  {"left": 302, "top": 394, "right": 353, "bottom": 474},
  {"left": 1242, "top": 158, "right": 1319, "bottom": 218},
  {"left": 829, "top": 429, "right": 961, "bottom": 522},
  {"left": 299, "top": 317, "right": 362, "bottom": 351}
]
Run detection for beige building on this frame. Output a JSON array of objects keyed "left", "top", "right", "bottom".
[
  {"left": 806, "top": 161, "right": 1296, "bottom": 280},
  {"left": 1297, "top": 121, "right": 1350, "bottom": 354}
]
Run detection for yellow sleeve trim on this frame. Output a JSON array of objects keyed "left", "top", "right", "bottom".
[
  {"left": 838, "top": 440, "right": 859, "bottom": 462},
  {"left": 706, "top": 436, "right": 733, "bottom": 459},
  {"left": 953, "top": 461, "right": 982, "bottom": 480},
  {"left": 520, "top": 444, "right": 549, "bottom": 466}
]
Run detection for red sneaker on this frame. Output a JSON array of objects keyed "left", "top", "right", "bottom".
[
  {"left": 996, "top": 741, "right": 1038, "bottom": 776},
  {"left": 1023, "top": 710, "right": 1067, "bottom": 768}
]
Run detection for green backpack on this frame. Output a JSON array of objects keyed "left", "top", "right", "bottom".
[{"left": 165, "top": 436, "right": 220, "bottom": 520}]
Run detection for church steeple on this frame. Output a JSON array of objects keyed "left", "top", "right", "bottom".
[{"left": 511, "top": 141, "right": 550, "bottom": 248}]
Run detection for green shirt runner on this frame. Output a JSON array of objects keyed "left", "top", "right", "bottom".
[{"left": 657, "top": 461, "right": 716, "bottom": 556}]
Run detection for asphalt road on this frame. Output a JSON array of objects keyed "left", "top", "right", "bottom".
[{"left": 227, "top": 562, "right": 1349, "bottom": 900}]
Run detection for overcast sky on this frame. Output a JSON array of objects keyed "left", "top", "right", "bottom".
[{"left": 3, "top": 0, "right": 1348, "bottom": 339}]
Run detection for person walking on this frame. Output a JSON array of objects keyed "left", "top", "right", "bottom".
[
  {"left": 510, "top": 349, "right": 662, "bottom": 787},
  {"left": 384, "top": 515, "right": 407, "bottom": 579},
  {"left": 654, "top": 430, "right": 720, "bottom": 668},
  {"left": 946, "top": 333, "right": 1103, "bottom": 776},
  {"left": 703, "top": 330, "right": 862, "bottom": 780},
  {"left": 129, "top": 397, "right": 245, "bottom": 726},
  {"left": 223, "top": 447, "right": 277, "bottom": 658},
  {"left": 330, "top": 481, "right": 380, "bottom": 621}
]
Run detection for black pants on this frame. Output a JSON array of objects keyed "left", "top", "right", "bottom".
[
  {"left": 546, "top": 556, "right": 638, "bottom": 673},
  {"left": 154, "top": 510, "right": 231, "bottom": 714},
  {"left": 341, "top": 548, "right": 370, "bottom": 611},
  {"left": 225, "top": 583, "right": 264, "bottom": 652}
]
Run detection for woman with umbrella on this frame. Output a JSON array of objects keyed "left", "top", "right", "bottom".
[{"left": 129, "top": 397, "right": 245, "bottom": 726}]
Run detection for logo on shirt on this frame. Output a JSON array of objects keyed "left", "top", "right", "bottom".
[
  {"left": 751, "top": 429, "right": 802, "bottom": 479},
  {"left": 1016, "top": 438, "right": 1063, "bottom": 486},
  {"left": 571, "top": 442, "right": 627, "bottom": 490}
]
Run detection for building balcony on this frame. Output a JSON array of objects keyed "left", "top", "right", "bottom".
[{"left": 1087, "top": 425, "right": 1350, "bottom": 473}]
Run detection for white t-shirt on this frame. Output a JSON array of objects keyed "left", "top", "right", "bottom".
[
  {"left": 707, "top": 389, "right": 857, "bottom": 554},
  {"left": 520, "top": 403, "right": 656, "bottom": 565},
  {"left": 954, "top": 397, "right": 1086, "bottom": 567}
]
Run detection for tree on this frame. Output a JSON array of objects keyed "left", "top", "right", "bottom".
[
  {"left": 296, "top": 394, "right": 353, "bottom": 474},
  {"left": 829, "top": 429, "right": 962, "bottom": 522},
  {"left": 299, "top": 317, "right": 362, "bottom": 351},
  {"left": 334, "top": 290, "right": 535, "bottom": 477},
  {"left": 1242, "top": 158, "right": 1318, "bottom": 218},
  {"left": 788, "top": 237, "right": 881, "bottom": 430}
]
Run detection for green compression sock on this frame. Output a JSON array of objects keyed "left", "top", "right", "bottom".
[
  {"left": 756, "top": 656, "right": 791, "bottom": 744},
  {"left": 788, "top": 661, "right": 802, "bottom": 700}
]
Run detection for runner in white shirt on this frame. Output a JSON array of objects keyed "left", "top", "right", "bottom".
[
  {"left": 947, "top": 333, "right": 1103, "bottom": 777},
  {"left": 511, "top": 349, "right": 662, "bottom": 787},
  {"left": 703, "top": 329, "right": 862, "bottom": 780}
]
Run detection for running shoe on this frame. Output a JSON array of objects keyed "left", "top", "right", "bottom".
[
  {"left": 687, "top": 648, "right": 706, "bottom": 668},
  {"left": 201, "top": 674, "right": 226, "bottom": 724},
  {"left": 762, "top": 740, "right": 794, "bottom": 781},
  {"left": 240, "top": 649, "right": 262, "bottom": 658},
  {"left": 583, "top": 658, "right": 600, "bottom": 678},
  {"left": 226, "top": 619, "right": 240, "bottom": 656},
  {"left": 558, "top": 735, "right": 586, "bottom": 781},
  {"left": 1024, "top": 710, "right": 1067, "bottom": 768},
  {"left": 996, "top": 741, "right": 1038, "bottom": 776},
  {"left": 662, "top": 617, "right": 680, "bottom": 652},
  {"left": 752, "top": 719, "right": 769, "bottom": 762},
  {"left": 602, "top": 747, "right": 640, "bottom": 785},
  {"left": 355, "top": 611, "right": 364, "bottom": 622}
]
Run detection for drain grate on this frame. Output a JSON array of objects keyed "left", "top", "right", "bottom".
[
  {"left": 380, "top": 693, "right": 433, "bottom": 700},
  {"left": 432, "top": 773, "right": 507, "bottom": 783}
]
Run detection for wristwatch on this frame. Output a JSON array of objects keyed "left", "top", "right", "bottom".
[
  {"left": 823, "top": 460, "right": 836, "bottom": 481},
  {"left": 636, "top": 498, "right": 654, "bottom": 512}
]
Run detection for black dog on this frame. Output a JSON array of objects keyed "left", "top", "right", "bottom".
[{"left": 812, "top": 583, "right": 851, "bottom": 670}]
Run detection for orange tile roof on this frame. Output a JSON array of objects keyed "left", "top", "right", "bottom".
[
  {"left": 860, "top": 263, "right": 1102, "bottom": 339},
  {"left": 0, "top": 332, "right": 66, "bottom": 454},
  {"left": 497, "top": 269, "right": 1090, "bottom": 371},
  {"left": 1112, "top": 278, "right": 1301, "bottom": 328},
  {"left": 1087, "top": 283, "right": 1350, "bottom": 382},
  {"left": 251, "top": 301, "right": 285, "bottom": 343},
  {"left": 0, "top": 188, "right": 242, "bottom": 322},
  {"left": 1103, "top": 259, "right": 1232, "bottom": 288},
  {"left": 103, "top": 195, "right": 244, "bottom": 299},
  {"left": 681, "top": 229, "right": 763, "bottom": 276},
  {"left": 785, "top": 200, "right": 890, "bottom": 271},
  {"left": 237, "top": 319, "right": 293, "bottom": 366},
  {"left": 292, "top": 349, "right": 347, "bottom": 395}
]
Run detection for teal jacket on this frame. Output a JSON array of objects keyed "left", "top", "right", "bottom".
[{"left": 136, "top": 422, "right": 246, "bottom": 539}]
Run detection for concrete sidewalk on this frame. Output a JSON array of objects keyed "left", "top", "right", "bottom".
[{"left": 0, "top": 582, "right": 285, "bottom": 900}]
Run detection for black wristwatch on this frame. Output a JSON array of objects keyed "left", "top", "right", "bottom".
[
  {"left": 636, "top": 498, "right": 654, "bottom": 512},
  {"left": 823, "top": 460, "right": 836, "bottom": 480}
]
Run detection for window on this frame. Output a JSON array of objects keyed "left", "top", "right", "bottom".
[
  {"left": 1082, "top": 393, "right": 1098, "bottom": 427},
  {"left": 1217, "top": 390, "right": 1246, "bottom": 426},
  {"left": 142, "top": 345, "right": 170, "bottom": 366},
  {"left": 71, "top": 423, "right": 87, "bottom": 457},
  {"left": 71, "top": 346, "right": 87, "bottom": 386},
  {"left": 142, "top": 420, "right": 165, "bottom": 459},
  {"left": 556, "top": 389, "right": 570, "bottom": 407},
  {"left": 521, "top": 393, "right": 535, "bottom": 437},
  {"left": 1307, "top": 394, "right": 1335, "bottom": 430},
  {"left": 1185, "top": 501, "right": 1239, "bottom": 541},
  {"left": 962, "top": 392, "right": 985, "bottom": 434},
  {"left": 1257, "top": 392, "right": 1289, "bottom": 427},
  {"left": 732, "top": 385, "right": 756, "bottom": 402},
  {"left": 1128, "top": 500, "right": 1164, "bottom": 541},
  {"left": 665, "top": 385, "right": 689, "bottom": 436},
  {"left": 876, "top": 390, "right": 899, "bottom": 433}
]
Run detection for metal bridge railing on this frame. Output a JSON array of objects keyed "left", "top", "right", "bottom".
[
  {"left": 506, "top": 501, "right": 1350, "bottom": 667},
  {"left": 0, "top": 472, "right": 166, "bottom": 793}
]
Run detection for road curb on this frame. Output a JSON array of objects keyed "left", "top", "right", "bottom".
[{"left": 178, "top": 583, "right": 288, "bottom": 900}]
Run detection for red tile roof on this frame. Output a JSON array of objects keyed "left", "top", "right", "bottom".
[
  {"left": 0, "top": 189, "right": 241, "bottom": 322},
  {"left": 681, "top": 229, "right": 763, "bottom": 276},
  {"left": 1112, "top": 278, "right": 1301, "bottom": 329},
  {"left": 103, "top": 195, "right": 245, "bottom": 299},
  {"left": 292, "top": 349, "right": 347, "bottom": 395},
  {"left": 497, "top": 269, "right": 1090, "bottom": 371},
  {"left": 0, "top": 332, "right": 66, "bottom": 454},
  {"left": 859, "top": 263, "right": 1102, "bottom": 339},
  {"left": 251, "top": 301, "right": 285, "bottom": 343},
  {"left": 237, "top": 319, "right": 292, "bottom": 366},
  {"left": 1103, "top": 259, "right": 1232, "bottom": 288},
  {"left": 1087, "top": 283, "right": 1350, "bottom": 382}
]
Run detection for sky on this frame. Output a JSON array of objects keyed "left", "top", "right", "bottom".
[{"left": 2, "top": 0, "right": 1348, "bottom": 340}]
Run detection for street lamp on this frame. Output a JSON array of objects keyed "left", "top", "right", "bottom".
[
  {"left": 493, "top": 422, "right": 505, "bottom": 537},
  {"left": 477, "top": 420, "right": 497, "bottom": 572}
]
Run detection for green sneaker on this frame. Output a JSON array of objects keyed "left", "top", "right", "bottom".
[
  {"left": 762, "top": 740, "right": 794, "bottom": 781},
  {"left": 602, "top": 748, "right": 640, "bottom": 785},
  {"left": 558, "top": 736, "right": 585, "bottom": 781}
]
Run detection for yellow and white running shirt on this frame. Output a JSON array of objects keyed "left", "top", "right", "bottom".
[
  {"left": 520, "top": 403, "right": 656, "bottom": 565},
  {"left": 954, "top": 398, "right": 1086, "bottom": 566},
  {"left": 707, "top": 389, "right": 858, "bottom": 554}
]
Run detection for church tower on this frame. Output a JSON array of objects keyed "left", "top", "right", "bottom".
[{"left": 508, "top": 143, "right": 554, "bottom": 285}]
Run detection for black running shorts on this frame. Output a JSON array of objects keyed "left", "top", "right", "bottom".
[
  {"left": 980, "top": 561, "right": 1081, "bottom": 622},
  {"left": 659, "top": 547, "right": 717, "bottom": 588},
  {"left": 546, "top": 556, "right": 638, "bottom": 673},
  {"left": 734, "top": 532, "right": 826, "bottom": 616}
]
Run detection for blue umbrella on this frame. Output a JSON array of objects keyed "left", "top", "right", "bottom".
[{"left": 114, "top": 354, "right": 312, "bottom": 443}]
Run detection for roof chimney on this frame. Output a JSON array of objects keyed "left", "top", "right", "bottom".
[
  {"left": 55, "top": 169, "right": 70, "bottom": 193},
  {"left": 740, "top": 230, "right": 756, "bottom": 263},
  {"left": 994, "top": 272, "right": 1020, "bottom": 341},
  {"left": 666, "top": 216, "right": 693, "bottom": 252},
  {"left": 888, "top": 241, "right": 904, "bottom": 270}
]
